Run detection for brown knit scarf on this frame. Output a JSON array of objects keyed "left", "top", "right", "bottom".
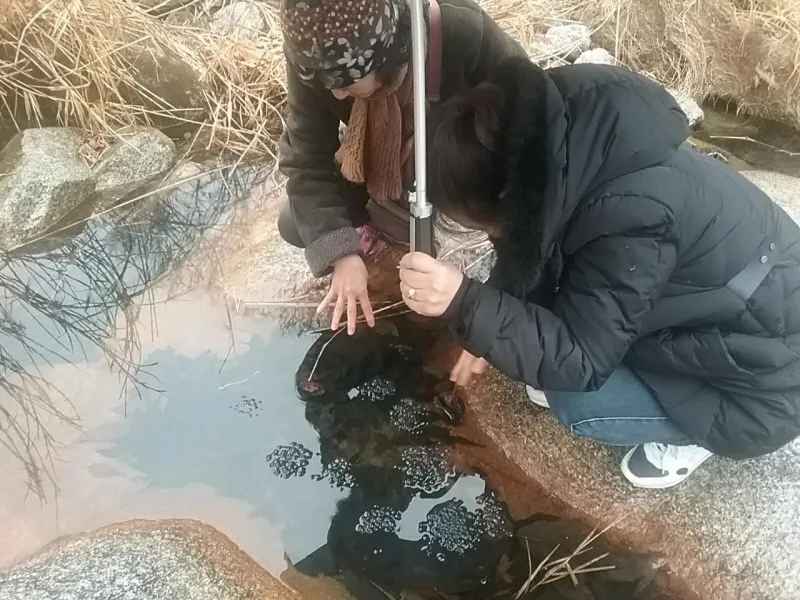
[{"left": 335, "top": 64, "right": 411, "bottom": 203}]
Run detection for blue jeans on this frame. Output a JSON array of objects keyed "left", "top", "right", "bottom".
[{"left": 545, "top": 366, "right": 693, "bottom": 446}]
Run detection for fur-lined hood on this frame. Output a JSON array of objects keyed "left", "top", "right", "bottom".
[{"left": 488, "top": 58, "right": 691, "bottom": 299}]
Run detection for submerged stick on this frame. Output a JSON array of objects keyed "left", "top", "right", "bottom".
[{"left": 709, "top": 135, "right": 800, "bottom": 157}]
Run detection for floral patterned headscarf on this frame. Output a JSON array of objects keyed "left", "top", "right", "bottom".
[{"left": 280, "top": 0, "right": 412, "bottom": 90}]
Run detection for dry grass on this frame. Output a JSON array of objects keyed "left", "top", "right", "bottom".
[
  {"left": 0, "top": 0, "right": 286, "bottom": 160},
  {"left": 583, "top": 0, "right": 800, "bottom": 127},
  {"left": 1, "top": 0, "right": 798, "bottom": 162},
  {"left": 482, "top": 0, "right": 800, "bottom": 128}
]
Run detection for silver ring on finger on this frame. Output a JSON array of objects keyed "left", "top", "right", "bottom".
[{"left": 407, "top": 287, "right": 416, "bottom": 300}]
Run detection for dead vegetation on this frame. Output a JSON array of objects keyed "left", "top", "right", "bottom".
[
  {"left": 0, "top": 0, "right": 798, "bottom": 165},
  {"left": 0, "top": 0, "right": 286, "bottom": 160},
  {"left": 482, "top": 0, "right": 800, "bottom": 128}
]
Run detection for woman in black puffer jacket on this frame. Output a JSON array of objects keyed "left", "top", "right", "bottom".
[{"left": 397, "top": 56, "right": 800, "bottom": 489}]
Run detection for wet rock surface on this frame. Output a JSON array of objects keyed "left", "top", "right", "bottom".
[
  {"left": 0, "top": 128, "right": 95, "bottom": 250},
  {"left": 464, "top": 374, "right": 800, "bottom": 600},
  {"left": 0, "top": 519, "right": 300, "bottom": 600}
]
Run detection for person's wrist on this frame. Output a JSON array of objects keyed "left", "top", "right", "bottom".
[
  {"left": 333, "top": 253, "right": 361, "bottom": 269},
  {"left": 441, "top": 276, "right": 472, "bottom": 322}
]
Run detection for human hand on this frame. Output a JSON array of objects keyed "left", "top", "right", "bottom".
[
  {"left": 398, "top": 252, "right": 464, "bottom": 317},
  {"left": 450, "top": 349, "right": 488, "bottom": 387},
  {"left": 317, "top": 254, "right": 375, "bottom": 335}
]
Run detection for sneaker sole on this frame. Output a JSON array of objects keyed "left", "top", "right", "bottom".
[{"left": 619, "top": 447, "right": 713, "bottom": 490}]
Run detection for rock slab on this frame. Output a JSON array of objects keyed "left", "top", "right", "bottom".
[
  {"left": 92, "top": 127, "right": 178, "bottom": 203},
  {"left": 666, "top": 87, "right": 705, "bottom": 128},
  {"left": 464, "top": 375, "right": 800, "bottom": 600},
  {"left": 0, "top": 128, "right": 95, "bottom": 250},
  {"left": 574, "top": 47, "right": 617, "bottom": 66},
  {"left": 544, "top": 24, "right": 592, "bottom": 62},
  {"left": 0, "top": 519, "right": 300, "bottom": 600}
]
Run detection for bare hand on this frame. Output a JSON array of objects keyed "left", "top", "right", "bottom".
[
  {"left": 398, "top": 252, "right": 464, "bottom": 317},
  {"left": 450, "top": 349, "right": 488, "bottom": 387},
  {"left": 317, "top": 255, "right": 375, "bottom": 335}
]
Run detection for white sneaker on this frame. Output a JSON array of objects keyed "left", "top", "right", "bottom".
[
  {"left": 620, "top": 443, "right": 713, "bottom": 489},
  {"left": 525, "top": 385, "right": 550, "bottom": 409}
]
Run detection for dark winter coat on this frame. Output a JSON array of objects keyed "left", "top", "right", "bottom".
[
  {"left": 278, "top": 0, "right": 525, "bottom": 277},
  {"left": 444, "top": 58, "right": 800, "bottom": 459}
]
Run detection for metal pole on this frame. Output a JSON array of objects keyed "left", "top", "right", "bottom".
[{"left": 408, "top": 0, "right": 434, "bottom": 256}]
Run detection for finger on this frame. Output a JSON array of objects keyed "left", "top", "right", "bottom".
[
  {"left": 471, "top": 358, "right": 488, "bottom": 375},
  {"left": 331, "top": 291, "right": 346, "bottom": 330},
  {"left": 400, "top": 281, "right": 429, "bottom": 304},
  {"left": 346, "top": 293, "right": 358, "bottom": 335},
  {"left": 399, "top": 252, "right": 439, "bottom": 273},
  {"left": 398, "top": 268, "right": 430, "bottom": 289},
  {"left": 456, "top": 369, "right": 472, "bottom": 387},
  {"left": 451, "top": 362, "right": 472, "bottom": 387},
  {"left": 317, "top": 286, "right": 336, "bottom": 315},
  {"left": 359, "top": 291, "right": 376, "bottom": 327},
  {"left": 453, "top": 350, "right": 472, "bottom": 372},
  {"left": 401, "top": 293, "right": 427, "bottom": 316},
  {"left": 450, "top": 360, "right": 467, "bottom": 385}
]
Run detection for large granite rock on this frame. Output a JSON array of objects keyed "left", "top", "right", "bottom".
[
  {"left": 665, "top": 87, "right": 705, "bottom": 129},
  {"left": 0, "top": 519, "right": 300, "bottom": 600},
  {"left": 0, "top": 128, "right": 95, "bottom": 250},
  {"left": 543, "top": 24, "right": 592, "bottom": 62},
  {"left": 574, "top": 47, "right": 617, "bottom": 66},
  {"left": 123, "top": 47, "right": 206, "bottom": 138},
  {"left": 462, "top": 372, "right": 800, "bottom": 600},
  {"left": 92, "top": 127, "right": 178, "bottom": 204},
  {"left": 742, "top": 170, "right": 800, "bottom": 223}
]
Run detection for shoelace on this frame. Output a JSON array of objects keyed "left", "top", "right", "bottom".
[
  {"left": 643, "top": 443, "right": 709, "bottom": 473},
  {"left": 643, "top": 443, "right": 674, "bottom": 472}
]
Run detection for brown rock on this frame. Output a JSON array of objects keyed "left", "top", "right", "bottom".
[
  {"left": 460, "top": 370, "right": 800, "bottom": 600},
  {"left": 0, "top": 519, "right": 301, "bottom": 600}
]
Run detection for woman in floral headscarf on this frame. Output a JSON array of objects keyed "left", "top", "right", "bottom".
[{"left": 278, "top": 0, "right": 525, "bottom": 334}]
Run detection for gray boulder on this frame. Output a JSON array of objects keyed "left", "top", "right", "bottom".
[
  {"left": 0, "top": 519, "right": 300, "bottom": 600},
  {"left": 574, "top": 48, "right": 617, "bottom": 66},
  {"left": 436, "top": 227, "right": 495, "bottom": 283},
  {"left": 543, "top": 24, "right": 592, "bottom": 62},
  {"left": 124, "top": 46, "right": 206, "bottom": 138},
  {"left": 666, "top": 87, "right": 705, "bottom": 128},
  {"left": 0, "top": 128, "right": 95, "bottom": 250},
  {"left": 211, "top": 2, "right": 267, "bottom": 40},
  {"left": 92, "top": 127, "right": 178, "bottom": 205}
]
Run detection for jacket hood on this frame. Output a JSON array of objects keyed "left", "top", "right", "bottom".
[{"left": 489, "top": 58, "right": 691, "bottom": 298}]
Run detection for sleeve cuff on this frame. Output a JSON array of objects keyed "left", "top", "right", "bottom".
[
  {"left": 304, "top": 227, "right": 362, "bottom": 278},
  {"left": 441, "top": 276, "right": 472, "bottom": 322},
  {"left": 443, "top": 277, "right": 505, "bottom": 359}
]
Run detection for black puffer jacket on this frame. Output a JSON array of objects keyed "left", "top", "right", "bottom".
[{"left": 444, "top": 58, "right": 800, "bottom": 459}]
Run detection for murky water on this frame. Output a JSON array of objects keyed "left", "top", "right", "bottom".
[
  {"left": 0, "top": 165, "right": 676, "bottom": 599},
  {"left": 696, "top": 101, "right": 800, "bottom": 175}
]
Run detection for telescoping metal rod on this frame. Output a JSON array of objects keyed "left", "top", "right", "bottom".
[{"left": 408, "top": 0, "right": 434, "bottom": 255}]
